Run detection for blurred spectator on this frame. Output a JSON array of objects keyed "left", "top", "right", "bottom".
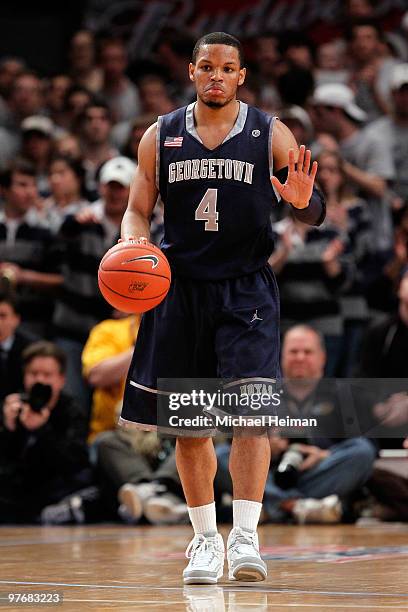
[
  {"left": 99, "top": 38, "right": 140, "bottom": 123},
  {"left": 317, "top": 149, "right": 373, "bottom": 375},
  {"left": 315, "top": 40, "right": 349, "bottom": 86},
  {"left": 279, "top": 106, "right": 314, "bottom": 147},
  {"left": 138, "top": 74, "right": 175, "bottom": 115},
  {"left": 278, "top": 65, "right": 315, "bottom": 107},
  {"left": 53, "top": 133, "right": 82, "bottom": 160},
  {"left": 217, "top": 325, "right": 377, "bottom": 523},
  {"left": 269, "top": 209, "right": 352, "bottom": 376},
  {"left": 367, "top": 63, "right": 408, "bottom": 206},
  {"left": 0, "top": 72, "right": 45, "bottom": 164},
  {"left": 68, "top": 30, "right": 103, "bottom": 93},
  {"left": 52, "top": 156, "right": 136, "bottom": 410},
  {"left": 42, "top": 155, "right": 90, "bottom": 233},
  {"left": 20, "top": 115, "right": 56, "bottom": 197},
  {"left": 62, "top": 85, "right": 93, "bottom": 133},
  {"left": 82, "top": 311, "right": 140, "bottom": 444},
  {"left": 120, "top": 113, "right": 157, "bottom": 160},
  {"left": 345, "top": 0, "right": 376, "bottom": 21},
  {"left": 311, "top": 83, "right": 395, "bottom": 257},
  {"left": 0, "top": 57, "right": 25, "bottom": 101},
  {"left": 0, "top": 341, "right": 92, "bottom": 523},
  {"left": 4, "top": 71, "right": 45, "bottom": 128},
  {"left": 97, "top": 432, "right": 187, "bottom": 525},
  {"left": 155, "top": 29, "right": 196, "bottom": 106},
  {"left": 382, "top": 206, "right": 408, "bottom": 298},
  {"left": 45, "top": 74, "right": 72, "bottom": 128},
  {"left": 358, "top": 272, "right": 408, "bottom": 378},
  {"left": 0, "top": 160, "right": 62, "bottom": 336},
  {"left": 253, "top": 33, "right": 283, "bottom": 112},
  {"left": 347, "top": 20, "right": 400, "bottom": 121},
  {"left": 280, "top": 33, "right": 315, "bottom": 71},
  {"left": 0, "top": 291, "right": 36, "bottom": 401},
  {"left": 78, "top": 101, "right": 118, "bottom": 200}
]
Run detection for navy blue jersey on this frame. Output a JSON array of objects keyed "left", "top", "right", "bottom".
[{"left": 157, "top": 102, "right": 279, "bottom": 280}]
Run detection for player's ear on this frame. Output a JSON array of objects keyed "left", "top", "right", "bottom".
[
  {"left": 238, "top": 67, "right": 246, "bottom": 86},
  {"left": 188, "top": 63, "right": 195, "bottom": 82}
]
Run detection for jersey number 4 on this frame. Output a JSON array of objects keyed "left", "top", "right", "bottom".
[{"left": 195, "top": 188, "right": 219, "bottom": 231}]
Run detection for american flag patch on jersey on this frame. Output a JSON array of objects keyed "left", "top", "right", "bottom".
[{"left": 164, "top": 136, "right": 183, "bottom": 147}]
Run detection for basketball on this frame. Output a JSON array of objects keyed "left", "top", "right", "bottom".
[{"left": 98, "top": 241, "right": 171, "bottom": 313}]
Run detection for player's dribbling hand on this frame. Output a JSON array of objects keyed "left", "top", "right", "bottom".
[
  {"left": 118, "top": 236, "right": 149, "bottom": 244},
  {"left": 271, "top": 145, "right": 318, "bottom": 209}
]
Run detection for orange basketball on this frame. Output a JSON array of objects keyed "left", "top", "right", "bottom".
[{"left": 98, "top": 241, "right": 171, "bottom": 313}]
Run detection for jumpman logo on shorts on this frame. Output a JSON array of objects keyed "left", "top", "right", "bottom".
[{"left": 250, "top": 309, "right": 263, "bottom": 323}]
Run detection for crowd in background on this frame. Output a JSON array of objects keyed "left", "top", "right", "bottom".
[{"left": 1, "top": 0, "right": 408, "bottom": 526}]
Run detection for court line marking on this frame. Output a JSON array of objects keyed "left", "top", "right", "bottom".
[
  {"left": 1, "top": 581, "right": 407, "bottom": 598},
  {"left": 60, "top": 602, "right": 406, "bottom": 609}
]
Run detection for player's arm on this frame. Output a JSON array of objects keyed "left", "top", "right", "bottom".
[
  {"left": 271, "top": 120, "right": 325, "bottom": 226},
  {"left": 121, "top": 123, "right": 158, "bottom": 242}
]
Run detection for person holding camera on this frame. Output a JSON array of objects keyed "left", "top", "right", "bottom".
[{"left": 0, "top": 341, "right": 92, "bottom": 523}]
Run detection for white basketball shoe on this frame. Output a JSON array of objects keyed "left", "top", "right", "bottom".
[
  {"left": 227, "top": 527, "right": 267, "bottom": 582},
  {"left": 183, "top": 532, "right": 225, "bottom": 584}
]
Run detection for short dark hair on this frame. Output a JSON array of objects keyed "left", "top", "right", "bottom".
[
  {"left": 0, "top": 291, "right": 20, "bottom": 315},
  {"left": 346, "top": 18, "right": 383, "bottom": 42},
  {"left": 23, "top": 341, "right": 67, "bottom": 374},
  {"left": 0, "top": 159, "right": 36, "bottom": 189},
  {"left": 192, "top": 32, "right": 245, "bottom": 67},
  {"left": 80, "top": 100, "right": 112, "bottom": 124}
]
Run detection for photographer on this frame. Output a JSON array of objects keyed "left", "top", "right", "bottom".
[{"left": 0, "top": 341, "right": 92, "bottom": 523}]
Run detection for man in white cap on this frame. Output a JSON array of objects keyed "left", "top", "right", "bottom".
[
  {"left": 52, "top": 156, "right": 136, "bottom": 411},
  {"left": 311, "top": 82, "right": 395, "bottom": 255},
  {"left": 366, "top": 64, "right": 408, "bottom": 206}
]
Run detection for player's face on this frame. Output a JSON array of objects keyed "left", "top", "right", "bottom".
[
  {"left": 189, "top": 44, "right": 246, "bottom": 108},
  {"left": 282, "top": 331, "right": 326, "bottom": 379}
]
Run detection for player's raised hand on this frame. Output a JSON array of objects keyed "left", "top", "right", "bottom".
[{"left": 271, "top": 145, "right": 318, "bottom": 209}]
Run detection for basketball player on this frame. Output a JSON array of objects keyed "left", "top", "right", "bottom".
[{"left": 119, "top": 32, "right": 325, "bottom": 584}]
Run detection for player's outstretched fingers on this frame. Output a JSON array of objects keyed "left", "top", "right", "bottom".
[
  {"left": 310, "top": 160, "right": 318, "bottom": 181},
  {"left": 297, "top": 144, "right": 305, "bottom": 171},
  {"left": 303, "top": 149, "right": 311, "bottom": 174},
  {"left": 288, "top": 148, "right": 296, "bottom": 174}
]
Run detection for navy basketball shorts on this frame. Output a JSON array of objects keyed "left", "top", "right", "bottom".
[{"left": 119, "top": 265, "right": 281, "bottom": 432}]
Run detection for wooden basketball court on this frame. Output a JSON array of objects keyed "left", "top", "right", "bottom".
[{"left": 1, "top": 523, "right": 408, "bottom": 610}]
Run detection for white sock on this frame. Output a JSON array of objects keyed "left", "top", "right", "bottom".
[
  {"left": 188, "top": 501, "right": 217, "bottom": 535},
  {"left": 233, "top": 499, "right": 262, "bottom": 532}
]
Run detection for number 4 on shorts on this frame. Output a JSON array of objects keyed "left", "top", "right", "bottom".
[{"left": 195, "top": 188, "right": 219, "bottom": 231}]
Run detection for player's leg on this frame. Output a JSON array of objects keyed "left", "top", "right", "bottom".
[
  {"left": 176, "top": 437, "right": 224, "bottom": 584},
  {"left": 216, "top": 266, "right": 280, "bottom": 581}
]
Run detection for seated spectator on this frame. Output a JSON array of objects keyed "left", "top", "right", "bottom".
[
  {"left": 82, "top": 311, "right": 140, "bottom": 444},
  {"left": 20, "top": 115, "right": 56, "bottom": 197},
  {"left": 357, "top": 272, "right": 408, "bottom": 379},
  {"left": 44, "top": 75, "right": 72, "bottom": 128},
  {"left": 52, "top": 156, "right": 136, "bottom": 411},
  {"left": 97, "top": 431, "right": 188, "bottom": 525},
  {"left": 216, "top": 325, "right": 377, "bottom": 524},
  {"left": 42, "top": 155, "right": 90, "bottom": 233},
  {"left": 98, "top": 37, "right": 141, "bottom": 123},
  {"left": 68, "top": 30, "right": 103, "bottom": 94},
  {"left": 315, "top": 40, "right": 349, "bottom": 87},
  {"left": 138, "top": 74, "right": 175, "bottom": 116},
  {"left": 0, "top": 160, "right": 62, "bottom": 337},
  {"left": 78, "top": 101, "right": 119, "bottom": 200},
  {"left": 117, "top": 113, "right": 156, "bottom": 159},
  {"left": 367, "top": 64, "right": 408, "bottom": 207},
  {"left": 316, "top": 149, "right": 373, "bottom": 375},
  {"left": 311, "top": 83, "right": 395, "bottom": 270},
  {"left": 269, "top": 206, "right": 352, "bottom": 376},
  {"left": 279, "top": 105, "right": 314, "bottom": 147},
  {"left": 53, "top": 133, "right": 82, "bottom": 160},
  {"left": 0, "top": 291, "right": 36, "bottom": 401},
  {"left": 62, "top": 85, "right": 93, "bottom": 134},
  {"left": 347, "top": 19, "right": 400, "bottom": 121},
  {"left": 0, "top": 341, "right": 92, "bottom": 523}
]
